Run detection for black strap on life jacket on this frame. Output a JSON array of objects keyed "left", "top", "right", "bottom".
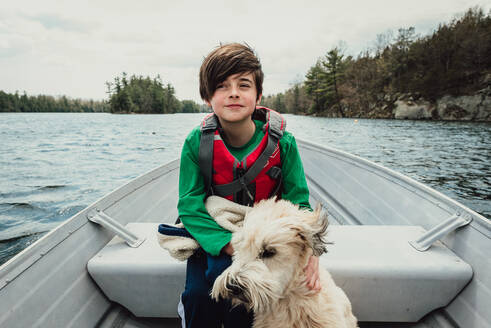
[
  {"left": 198, "top": 108, "right": 285, "bottom": 203},
  {"left": 198, "top": 114, "right": 218, "bottom": 197}
]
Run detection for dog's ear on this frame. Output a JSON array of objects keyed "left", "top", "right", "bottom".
[
  {"left": 311, "top": 207, "right": 329, "bottom": 256},
  {"left": 303, "top": 205, "right": 329, "bottom": 256}
]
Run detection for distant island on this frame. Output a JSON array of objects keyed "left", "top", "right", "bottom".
[
  {"left": 105, "top": 73, "right": 207, "bottom": 114},
  {"left": 0, "top": 75, "right": 207, "bottom": 114},
  {"left": 261, "top": 7, "right": 490, "bottom": 121},
  {"left": 0, "top": 72, "right": 207, "bottom": 114}
]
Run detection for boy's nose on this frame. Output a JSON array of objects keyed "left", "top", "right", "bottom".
[{"left": 229, "top": 85, "right": 239, "bottom": 98}]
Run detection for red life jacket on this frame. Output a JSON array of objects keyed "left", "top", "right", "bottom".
[{"left": 199, "top": 107, "right": 286, "bottom": 206}]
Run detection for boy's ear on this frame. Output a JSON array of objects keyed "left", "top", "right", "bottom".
[
  {"left": 256, "top": 93, "right": 262, "bottom": 105},
  {"left": 205, "top": 100, "right": 212, "bottom": 107}
]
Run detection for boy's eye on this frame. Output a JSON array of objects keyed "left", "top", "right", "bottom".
[{"left": 240, "top": 84, "right": 250, "bottom": 88}]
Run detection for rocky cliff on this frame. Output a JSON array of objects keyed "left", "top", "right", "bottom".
[{"left": 392, "top": 86, "right": 491, "bottom": 121}]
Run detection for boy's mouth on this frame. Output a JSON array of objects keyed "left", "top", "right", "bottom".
[{"left": 226, "top": 104, "right": 244, "bottom": 109}]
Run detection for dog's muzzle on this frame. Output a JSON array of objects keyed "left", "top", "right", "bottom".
[
  {"left": 226, "top": 280, "right": 243, "bottom": 296},
  {"left": 223, "top": 278, "right": 250, "bottom": 304}
]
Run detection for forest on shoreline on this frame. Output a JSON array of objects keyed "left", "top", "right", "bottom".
[
  {"left": 104, "top": 73, "right": 205, "bottom": 114},
  {"left": 0, "top": 76, "right": 205, "bottom": 114},
  {"left": 0, "top": 91, "right": 108, "bottom": 113},
  {"left": 261, "top": 7, "right": 490, "bottom": 120},
  {"left": 0, "top": 73, "right": 205, "bottom": 114}
]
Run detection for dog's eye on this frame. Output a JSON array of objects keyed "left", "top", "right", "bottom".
[{"left": 259, "top": 248, "right": 276, "bottom": 259}]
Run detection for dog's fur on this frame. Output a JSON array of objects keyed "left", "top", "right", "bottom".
[{"left": 211, "top": 198, "right": 358, "bottom": 328}]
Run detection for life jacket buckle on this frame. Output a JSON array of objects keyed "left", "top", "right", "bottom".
[{"left": 238, "top": 176, "right": 254, "bottom": 201}]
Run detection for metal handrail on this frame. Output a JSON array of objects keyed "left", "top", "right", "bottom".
[
  {"left": 87, "top": 209, "right": 145, "bottom": 248},
  {"left": 409, "top": 213, "right": 472, "bottom": 251}
]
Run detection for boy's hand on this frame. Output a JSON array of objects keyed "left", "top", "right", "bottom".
[
  {"left": 304, "top": 255, "right": 321, "bottom": 292},
  {"left": 222, "top": 242, "right": 234, "bottom": 256}
]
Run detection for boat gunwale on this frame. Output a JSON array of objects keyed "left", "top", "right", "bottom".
[
  {"left": 297, "top": 138, "right": 490, "bottom": 234},
  {"left": 0, "top": 159, "right": 180, "bottom": 289},
  {"left": 0, "top": 139, "right": 488, "bottom": 328}
]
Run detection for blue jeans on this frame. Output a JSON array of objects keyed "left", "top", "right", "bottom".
[{"left": 180, "top": 249, "right": 254, "bottom": 328}]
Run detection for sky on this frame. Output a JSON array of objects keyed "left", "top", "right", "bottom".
[{"left": 1, "top": 0, "right": 489, "bottom": 103}]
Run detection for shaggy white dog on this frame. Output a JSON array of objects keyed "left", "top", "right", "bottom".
[{"left": 211, "top": 198, "right": 358, "bottom": 328}]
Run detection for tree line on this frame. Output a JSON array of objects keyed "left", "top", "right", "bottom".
[
  {"left": 261, "top": 7, "right": 491, "bottom": 117},
  {"left": 0, "top": 73, "right": 206, "bottom": 114},
  {"left": 105, "top": 73, "right": 204, "bottom": 114},
  {"left": 0, "top": 91, "right": 108, "bottom": 113}
]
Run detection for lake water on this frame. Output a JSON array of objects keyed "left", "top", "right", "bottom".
[{"left": 1, "top": 113, "right": 490, "bottom": 266}]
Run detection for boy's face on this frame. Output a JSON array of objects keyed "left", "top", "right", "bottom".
[{"left": 206, "top": 72, "right": 262, "bottom": 125}]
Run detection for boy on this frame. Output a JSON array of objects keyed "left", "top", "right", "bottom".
[{"left": 177, "top": 43, "right": 320, "bottom": 328}]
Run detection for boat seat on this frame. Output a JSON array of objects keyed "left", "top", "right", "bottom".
[{"left": 87, "top": 223, "right": 472, "bottom": 322}]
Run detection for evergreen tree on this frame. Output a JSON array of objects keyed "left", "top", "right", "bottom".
[
  {"left": 106, "top": 73, "right": 182, "bottom": 114},
  {"left": 321, "top": 47, "right": 347, "bottom": 116},
  {"left": 292, "top": 83, "right": 300, "bottom": 115},
  {"left": 305, "top": 61, "right": 327, "bottom": 113},
  {"left": 181, "top": 100, "right": 201, "bottom": 113}
]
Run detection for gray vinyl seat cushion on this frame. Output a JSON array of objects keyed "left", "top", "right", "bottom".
[{"left": 87, "top": 223, "right": 472, "bottom": 322}]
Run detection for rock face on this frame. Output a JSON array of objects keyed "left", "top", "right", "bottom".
[
  {"left": 322, "top": 85, "right": 490, "bottom": 121},
  {"left": 391, "top": 88, "right": 490, "bottom": 121},
  {"left": 393, "top": 100, "right": 434, "bottom": 120},
  {"left": 437, "top": 91, "right": 490, "bottom": 121}
]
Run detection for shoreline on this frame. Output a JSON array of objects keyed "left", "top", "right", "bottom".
[
  {"left": 2, "top": 110, "right": 491, "bottom": 122},
  {"left": 308, "top": 89, "right": 491, "bottom": 122}
]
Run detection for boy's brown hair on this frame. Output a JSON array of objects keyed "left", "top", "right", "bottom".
[{"left": 199, "top": 43, "right": 263, "bottom": 102}]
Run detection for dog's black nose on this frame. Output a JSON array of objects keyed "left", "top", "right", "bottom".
[{"left": 226, "top": 281, "right": 243, "bottom": 296}]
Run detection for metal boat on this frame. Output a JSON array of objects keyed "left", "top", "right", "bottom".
[{"left": 0, "top": 139, "right": 489, "bottom": 328}]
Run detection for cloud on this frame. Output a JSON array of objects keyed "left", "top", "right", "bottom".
[
  {"left": 27, "top": 13, "right": 93, "bottom": 33},
  {"left": 0, "top": 0, "right": 489, "bottom": 102},
  {"left": 0, "top": 40, "right": 31, "bottom": 58}
]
